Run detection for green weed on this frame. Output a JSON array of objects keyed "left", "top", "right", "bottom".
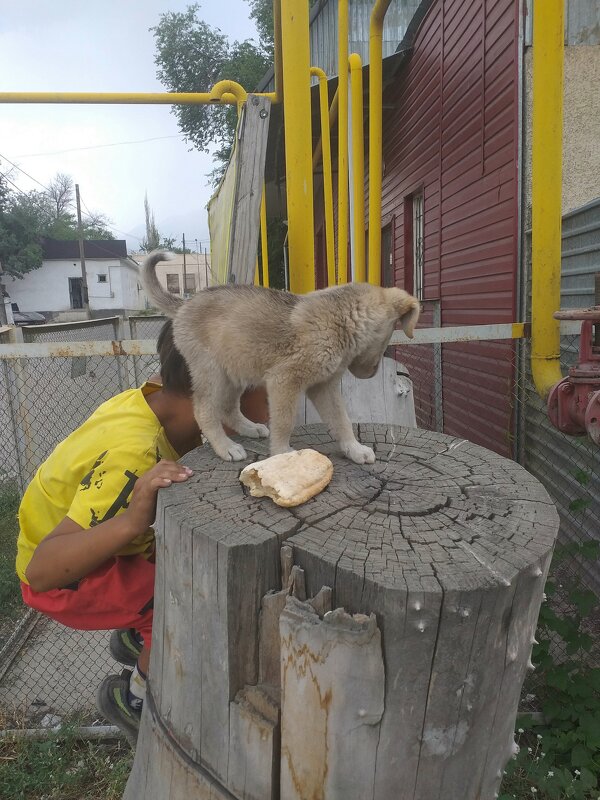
[
  {"left": 500, "top": 541, "right": 600, "bottom": 800},
  {"left": 0, "top": 725, "right": 132, "bottom": 800}
]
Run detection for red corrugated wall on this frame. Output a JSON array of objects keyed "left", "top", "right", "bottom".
[{"left": 382, "top": 0, "right": 519, "bottom": 456}]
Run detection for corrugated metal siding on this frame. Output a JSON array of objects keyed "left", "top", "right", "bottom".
[
  {"left": 525, "top": 0, "right": 600, "bottom": 46},
  {"left": 309, "top": 0, "right": 422, "bottom": 78},
  {"left": 524, "top": 198, "right": 600, "bottom": 594},
  {"left": 381, "top": 0, "right": 518, "bottom": 457}
]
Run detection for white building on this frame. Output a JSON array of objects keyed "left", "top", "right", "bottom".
[{"left": 5, "top": 239, "right": 148, "bottom": 321}]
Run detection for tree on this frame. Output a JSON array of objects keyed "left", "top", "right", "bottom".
[
  {"left": 47, "top": 172, "right": 75, "bottom": 220},
  {"left": 151, "top": 3, "right": 271, "bottom": 182},
  {"left": 245, "top": 0, "right": 275, "bottom": 58},
  {"left": 0, "top": 168, "right": 115, "bottom": 278},
  {"left": 0, "top": 175, "right": 44, "bottom": 277},
  {"left": 141, "top": 192, "right": 161, "bottom": 252}
]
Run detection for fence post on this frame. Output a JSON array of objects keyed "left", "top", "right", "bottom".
[
  {"left": 124, "top": 423, "right": 559, "bottom": 800},
  {"left": 4, "top": 326, "right": 38, "bottom": 491}
]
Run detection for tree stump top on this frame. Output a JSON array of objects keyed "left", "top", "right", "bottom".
[{"left": 173, "top": 423, "right": 558, "bottom": 595}]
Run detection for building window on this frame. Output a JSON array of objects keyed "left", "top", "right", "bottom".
[
  {"left": 166, "top": 273, "right": 181, "bottom": 294},
  {"left": 97, "top": 274, "right": 107, "bottom": 283},
  {"left": 412, "top": 191, "right": 424, "bottom": 300},
  {"left": 185, "top": 274, "right": 196, "bottom": 294},
  {"left": 381, "top": 222, "right": 394, "bottom": 287}
]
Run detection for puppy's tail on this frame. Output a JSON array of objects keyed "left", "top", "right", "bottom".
[{"left": 141, "top": 250, "right": 184, "bottom": 317}]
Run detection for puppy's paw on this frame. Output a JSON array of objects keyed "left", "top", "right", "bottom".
[
  {"left": 225, "top": 442, "right": 248, "bottom": 461},
  {"left": 241, "top": 422, "right": 270, "bottom": 439},
  {"left": 341, "top": 441, "right": 376, "bottom": 464}
]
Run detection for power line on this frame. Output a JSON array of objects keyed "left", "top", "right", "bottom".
[
  {"left": 14, "top": 134, "right": 187, "bottom": 159},
  {"left": 1, "top": 150, "right": 211, "bottom": 252},
  {"left": 0, "top": 151, "right": 51, "bottom": 192}
]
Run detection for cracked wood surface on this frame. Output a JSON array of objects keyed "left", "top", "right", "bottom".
[{"left": 124, "top": 423, "right": 559, "bottom": 800}]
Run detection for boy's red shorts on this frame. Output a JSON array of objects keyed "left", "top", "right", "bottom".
[{"left": 20, "top": 554, "right": 155, "bottom": 646}]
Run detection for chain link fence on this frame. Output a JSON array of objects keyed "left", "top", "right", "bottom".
[
  {"left": 0, "top": 315, "right": 598, "bottom": 729},
  {"left": 0, "top": 317, "right": 164, "bottom": 727}
]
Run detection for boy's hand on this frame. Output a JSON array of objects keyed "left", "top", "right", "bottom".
[{"left": 123, "top": 460, "right": 193, "bottom": 536}]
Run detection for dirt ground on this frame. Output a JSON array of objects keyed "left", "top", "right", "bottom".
[{"left": 0, "top": 614, "right": 121, "bottom": 726}]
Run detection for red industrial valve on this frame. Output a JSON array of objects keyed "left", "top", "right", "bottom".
[{"left": 547, "top": 307, "right": 600, "bottom": 444}]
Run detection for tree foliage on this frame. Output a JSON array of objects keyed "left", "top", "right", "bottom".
[
  {"left": 141, "top": 192, "right": 161, "bottom": 252},
  {"left": 0, "top": 167, "right": 114, "bottom": 278},
  {"left": 151, "top": 2, "right": 272, "bottom": 182}
]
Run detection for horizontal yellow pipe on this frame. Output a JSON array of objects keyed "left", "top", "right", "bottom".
[
  {"left": 0, "top": 83, "right": 276, "bottom": 106},
  {"left": 531, "top": 0, "right": 564, "bottom": 399}
]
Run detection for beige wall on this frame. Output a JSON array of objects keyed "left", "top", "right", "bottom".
[
  {"left": 132, "top": 252, "right": 212, "bottom": 299},
  {"left": 523, "top": 44, "right": 600, "bottom": 224}
]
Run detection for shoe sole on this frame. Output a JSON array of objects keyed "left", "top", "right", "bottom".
[
  {"left": 109, "top": 629, "right": 142, "bottom": 667},
  {"left": 96, "top": 672, "right": 140, "bottom": 748}
]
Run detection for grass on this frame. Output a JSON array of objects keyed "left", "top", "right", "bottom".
[
  {"left": 0, "top": 726, "right": 132, "bottom": 800},
  {"left": 0, "top": 482, "right": 23, "bottom": 630}
]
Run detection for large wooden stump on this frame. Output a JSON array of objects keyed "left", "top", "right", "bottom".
[{"left": 124, "top": 424, "right": 559, "bottom": 800}]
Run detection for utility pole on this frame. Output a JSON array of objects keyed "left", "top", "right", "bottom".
[
  {"left": 0, "top": 260, "right": 8, "bottom": 326},
  {"left": 75, "top": 184, "right": 91, "bottom": 318},
  {"left": 182, "top": 232, "right": 187, "bottom": 298}
]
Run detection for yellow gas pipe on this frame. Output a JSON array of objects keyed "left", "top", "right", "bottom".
[
  {"left": 530, "top": 0, "right": 564, "bottom": 399},
  {"left": 367, "top": 0, "right": 392, "bottom": 285},
  {"left": 311, "top": 67, "right": 336, "bottom": 287},
  {"left": 349, "top": 53, "right": 366, "bottom": 283}
]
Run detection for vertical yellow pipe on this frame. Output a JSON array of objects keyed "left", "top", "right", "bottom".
[
  {"left": 254, "top": 257, "right": 260, "bottom": 285},
  {"left": 260, "top": 184, "right": 270, "bottom": 287},
  {"left": 312, "top": 87, "right": 339, "bottom": 169},
  {"left": 349, "top": 53, "right": 365, "bottom": 283},
  {"left": 368, "top": 0, "right": 392, "bottom": 285},
  {"left": 311, "top": 67, "right": 336, "bottom": 287},
  {"left": 531, "top": 0, "right": 564, "bottom": 399},
  {"left": 272, "top": 0, "right": 283, "bottom": 103},
  {"left": 337, "top": 0, "right": 349, "bottom": 284},
  {"left": 280, "top": 0, "right": 314, "bottom": 293}
]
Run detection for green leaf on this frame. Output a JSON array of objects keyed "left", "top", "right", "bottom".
[
  {"left": 568, "top": 497, "right": 591, "bottom": 513},
  {"left": 571, "top": 743, "right": 593, "bottom": 767},
  {"left": 573, "top": 469, "right": 590, "bottom": 486},
  {"left": 579, "top": 766, "right": 597, "bottom": 788},
  {"left": 568, "top": 589, "right": 598, "bottom": 618}
]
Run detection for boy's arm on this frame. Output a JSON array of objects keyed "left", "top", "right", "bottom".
[{"left": 25, "top": 460, "right": 193, "bottom": 593}]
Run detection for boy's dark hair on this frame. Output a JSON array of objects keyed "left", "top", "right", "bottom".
[{"left": 157, "top": 320, "right": 192, "bottom": 395}]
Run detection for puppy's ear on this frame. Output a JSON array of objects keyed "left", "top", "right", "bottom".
[{"left": 387, "top": 288, "right": 421, "bottom": 339}]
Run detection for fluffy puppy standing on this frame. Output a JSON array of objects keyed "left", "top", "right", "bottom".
[{"left": 142, "top": 251, "right": 420, "bottom": 464}]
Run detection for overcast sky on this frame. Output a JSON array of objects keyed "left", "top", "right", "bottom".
[{"left": 0, "top": 0, "right": 258, "bottom": 252}]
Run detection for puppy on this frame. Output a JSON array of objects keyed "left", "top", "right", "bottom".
[{"left": 142, "top": 251, "right": 420, "bottom": 464}]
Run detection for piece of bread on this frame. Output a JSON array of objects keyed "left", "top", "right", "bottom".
[{"left": 239, "top": 449, "right": 334, "bottom": 507}]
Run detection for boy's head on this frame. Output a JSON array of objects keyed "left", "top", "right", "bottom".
[{"left": 157, "top": 320, "right": 192, "bottom": 395}]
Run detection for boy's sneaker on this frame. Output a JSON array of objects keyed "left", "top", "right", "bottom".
[
  {"left": 109, "top": 628, "right": 143, "bottom": 666},
  {"left": 96, "top": 668, "right": 141, "bottom": 747}
]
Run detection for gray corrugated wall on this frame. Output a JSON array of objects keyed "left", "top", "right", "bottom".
[
  {"left": 524, "top": 197, "right": 600, "bottom": 594},
  {"left": 525, "top": 0, "right": 600, "bottom": 46},
  {"left": 309, "top": 0, "right": 422, "bottom": 79}
]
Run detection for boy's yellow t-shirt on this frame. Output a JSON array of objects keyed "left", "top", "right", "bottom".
[{"left": 16, "top": 382, "right": 180, "bottom": 584}]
